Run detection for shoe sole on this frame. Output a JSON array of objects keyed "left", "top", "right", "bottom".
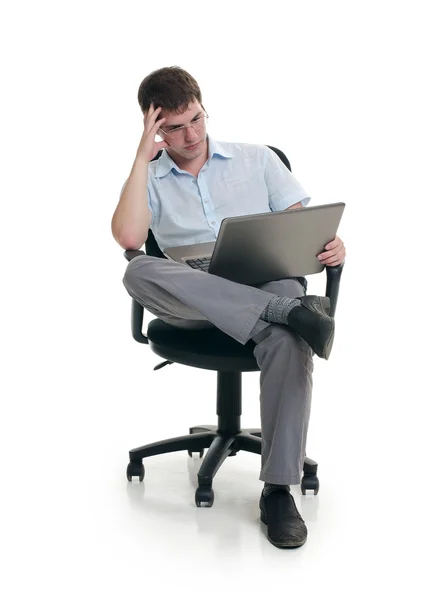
[
  {"left": 319, "top": 296, "right": 331, "bottom": 316},
  {"left": 320, "top": 316, "right": 335, "bottom": 360},
  {"left": 311, "top": 297, "right": 334, "bottom": 360},
  {"left": 298, "top": 296, "right": 334, "bottom": 360},
  {"left": 260, "top": 512, "right": 307, "bottom": 549}
]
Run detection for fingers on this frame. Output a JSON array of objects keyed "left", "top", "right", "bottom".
[
  {"left": 318, "top": 246, "right": 345, "bottom": 260},
  {"left": 320, "top": 257, "right": 344, "bottom": 267},
  {"left": 144, "top": 102, "right": 159, "bottom": 120},
  {"left": 317, "top": 237, "right": 346, "bottom": 265},
  {"left": 152, "top": 116, "right": 166, "bottom": 133},
  {"left": 324, "top": 235, "right": 341, "bottom": 250},
  {"left": 318, "top": 246, "right": 346, "bottom": 266},
  {"left": 144, "top": 104, "right": 165, "bottom": 132},
  {"left": 144, "top": 116, "right": 166, "bottom": 139},
  {"left": 322, "top": 256, "right": 344, "bottom": 267}
]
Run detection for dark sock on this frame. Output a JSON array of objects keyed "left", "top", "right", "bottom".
[
  {"left": 260, "top": 297, "right": 301, "bottom": 324},
  {"left": 263, "top": 483, "right": 290, "bottom": 497}
]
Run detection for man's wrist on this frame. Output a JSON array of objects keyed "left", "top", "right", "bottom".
[{"left": 134, "top": 155, "right": 149, "bottom": 168}]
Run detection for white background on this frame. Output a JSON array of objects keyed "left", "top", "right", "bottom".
[{"left": 1, "top": 1, "right": 433, "bottom": 597}]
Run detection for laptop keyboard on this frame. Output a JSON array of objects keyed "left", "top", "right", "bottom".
[{"left": 185, "top": 257, "right": 212, "bottom": 272}]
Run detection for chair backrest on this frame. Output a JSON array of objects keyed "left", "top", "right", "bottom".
[
  {"left": 145, "top": 146, "right": 291, "bottom": 258},
  {"left": 145, "top": 228, "right": 166, "bottom": 259}
]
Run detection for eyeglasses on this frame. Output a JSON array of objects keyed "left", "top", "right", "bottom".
[{"left": 159, "top": 112, "right": 209, "bottom": 139}]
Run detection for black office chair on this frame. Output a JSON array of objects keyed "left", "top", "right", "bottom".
[{"left": 124, "top": 146, "right": 344, "bottom": 507}]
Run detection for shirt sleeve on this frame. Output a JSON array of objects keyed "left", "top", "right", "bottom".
[{"left": 263, "top": 146, "right": 311, "bottom": 211}]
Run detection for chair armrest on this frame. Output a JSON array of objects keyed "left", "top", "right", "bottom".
[
  {"left": 123, "top": 249, "right": 146, "bottom": 262},
  {"left": 123, "top": 249, "right": 149, "bottom": 344},
  {"left": 325, "top": 262, "right": 344, "bottom": 318}
]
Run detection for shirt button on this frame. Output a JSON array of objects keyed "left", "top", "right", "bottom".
[
  {"left": 211, "top": 221, "right": 216, "bottom": 225},
  {"left": 204, "top": 200, "right": 209, "bottom": 203}
]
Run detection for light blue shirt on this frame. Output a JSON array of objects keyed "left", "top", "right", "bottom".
[{"left": 145, "top": 136, "right": 310, "bottom": 251}]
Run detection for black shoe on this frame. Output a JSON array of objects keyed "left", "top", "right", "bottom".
[
  {"left": 286, "top": 295, "right": 335, "bottom": 360},
  {"left": 260, "top": 489, "right": 307, "bottom": 548}
]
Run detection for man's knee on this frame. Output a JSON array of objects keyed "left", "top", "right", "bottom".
[
  {"left": 259, "top": 278, "right": 305, "bottom": 299},
  {"left": 123, "top": 255, "right": 157, "bottom": 292}
]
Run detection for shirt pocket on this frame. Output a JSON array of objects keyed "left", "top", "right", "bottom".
[
  {"left": 216, "top": 178, "right": 251, "bottom": 212},
  {"left": 218, "top": 176, "right": 270, "bottom": 216},
  {"left": 222, "top": 177, "right": 249, "bottom": 193},
  {"left": 228, "top": 179, "right": 250, "bottom": 197}
]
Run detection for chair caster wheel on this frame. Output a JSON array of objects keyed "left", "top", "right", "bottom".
[
  {"left": 195, "top": 486, "right": 214, "bottom": 507},
  {"left": 188, "top": 449, "right": 204, "bottom": 458},
  {"left": 301, "top": 475, "right": 320, "bottom": 495},
  {"left": 126, "top": 461, "right": 145, "bottom": 482}
]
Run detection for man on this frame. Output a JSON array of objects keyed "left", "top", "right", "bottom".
[{"left": 112, "top": 66, "right": 346, "bottom": 549}]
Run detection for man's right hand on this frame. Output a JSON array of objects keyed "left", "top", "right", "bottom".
[{"left": 136, "top": 104, "right": 169, "bottom": 164}]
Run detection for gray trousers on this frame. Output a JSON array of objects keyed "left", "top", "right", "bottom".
[{"left": 123, "top": 255, "right": 314, "bottom": 485}]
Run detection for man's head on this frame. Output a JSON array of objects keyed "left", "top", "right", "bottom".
[
  {"left": 138, "top": 66, "right": 202, "bottom": 114},
  {"left": 137, "top": 66, "right": 208, "bottom": 161}
]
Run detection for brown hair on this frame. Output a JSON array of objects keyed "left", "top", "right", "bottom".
[{"left": 137, "top": 66, "right": 202, "bottom": 114}]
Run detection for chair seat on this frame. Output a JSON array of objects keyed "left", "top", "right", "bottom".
[{"left": 146, "top": 319, "right": 260, "bottom": 372}]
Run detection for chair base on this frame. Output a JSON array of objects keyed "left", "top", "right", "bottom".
[{"left": 127, "top": 425, "right": 319, "bottom": 506}]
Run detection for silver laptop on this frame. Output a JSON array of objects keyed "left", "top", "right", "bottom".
[{"left": 163, "top": 202, "right": 345, "bottom": 285}]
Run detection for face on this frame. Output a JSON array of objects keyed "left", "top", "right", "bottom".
[{"left": 159, "top": 100, "right": 208, "bottom": 161}]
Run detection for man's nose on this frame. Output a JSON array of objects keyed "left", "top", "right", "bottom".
[{"left": 184, "top": 125, "right": 198, "bottom": 141}]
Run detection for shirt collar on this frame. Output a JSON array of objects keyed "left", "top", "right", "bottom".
[
  {"left": 155, "top": 135, "right": 232, "bottom": 178},
  {"left": 208, "top": 136, "right": 233, "bottom": 160}
]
